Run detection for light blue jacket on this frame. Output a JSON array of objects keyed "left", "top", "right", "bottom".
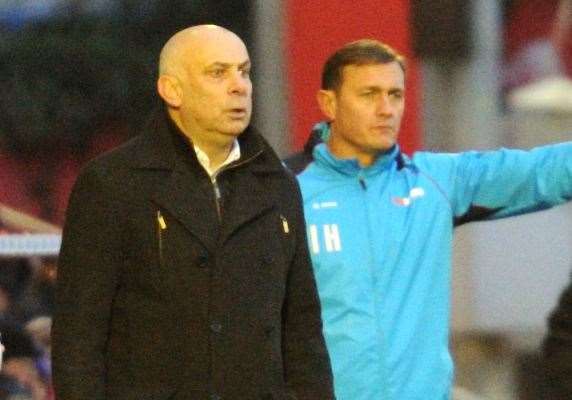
[{"left": 294, "top": 126, "right": 572, "bottom": 400}]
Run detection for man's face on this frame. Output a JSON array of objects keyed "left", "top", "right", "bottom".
[
  {"left": 322, "top": 62, "right": 405, "bottom": 165},
  {"left": 177, "top": 32, "right": 252, "bottom": 141}
]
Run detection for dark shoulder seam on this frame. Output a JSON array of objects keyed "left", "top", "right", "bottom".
[{"left": 283, "top": 152, "right": 313, "bottom": 175}]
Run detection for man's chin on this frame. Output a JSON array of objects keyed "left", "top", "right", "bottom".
[
  {"left": 220, "top": 123, "right": 249, "bottom": 136},
  {"left": 372, "top": 141, "right": 397, "bottom": 153}
]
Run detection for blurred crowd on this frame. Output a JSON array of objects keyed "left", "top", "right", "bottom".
[{"left": 0, "top": 257, "right": 56, "bottom": 400}]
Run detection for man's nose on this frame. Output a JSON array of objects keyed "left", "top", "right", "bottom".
[
  {"left": 228, "top": 71, "right": 250, "bottom": 95},
  {"left": 375, "top": 94, "right": 393, "bottom": 115}
]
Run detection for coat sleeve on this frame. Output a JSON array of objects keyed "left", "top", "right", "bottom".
[
  {"left": 445, "top": 142, "right": 572, "bottom": 221},
  {"left": 52, "top": 163, "right": 123, "bottom": 400},
  {"left": 282, "top": 179, "right": 336, "bottom": 400}
]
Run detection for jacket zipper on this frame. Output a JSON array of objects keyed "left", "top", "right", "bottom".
[
  {"left": 212, "top": 177, "right": 223, "bottom": 221},
  {"left": 359, "top": 175, "right": 368, "bottom": 190},
  {"left": 359, "top": 172, "right": 386, "bottom": 381},
  {"left": 210, "top": 148, "right": 264, "bottom": 222},
  {"left": 157, "top": 210, "right": 166, "bottom": 267}
]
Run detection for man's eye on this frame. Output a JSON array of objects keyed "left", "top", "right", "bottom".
[
  {"left": 241, "top": 69, "right": 251, "bottom": 78},
  {"left": 209, "top": 69, "right": 225, "bottom": 77}
]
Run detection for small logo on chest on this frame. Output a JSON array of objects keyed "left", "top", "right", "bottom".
[
  {"left": 392, "top": 187, "right": 425, "bottom": 207},
  {"left": 312, "top": 201, "right": 338, "bottom": 210}
]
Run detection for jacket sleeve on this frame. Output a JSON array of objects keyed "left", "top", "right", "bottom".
[
  {"left": 52, "top": 164, "right": 123, "bottom": 400},
  {"left": 282, "top": 179, "right": 336, "bottom": 400},
  {"left": 448, "top": 142, "right": 572, "bottom": 221}
]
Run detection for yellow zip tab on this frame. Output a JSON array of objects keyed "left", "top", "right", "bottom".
[
  {"left": 157, "top": 211, "right": 167, "bottom": 230},
  {"left": 281, "top": 215, "right": 289, "bottom": 234}
]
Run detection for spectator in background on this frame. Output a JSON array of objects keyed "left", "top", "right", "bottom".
[
  {"left": 25, "top": 316, "right": 52, "bottom": 397},
  {"left": 0, "top": 260, "right": 32, "bottom": 324},
  {"left": 11, "top": 258, "right": 56, "bottom": 323},
  {"left": 0, "top": 320, "right": 47, "bottom": 400},
  {"left": 0, "top": 258, "right": 55, "bottom": 325}
]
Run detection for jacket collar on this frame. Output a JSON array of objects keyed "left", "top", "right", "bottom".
[
  {"left": 313, "top": 142, "right": 400, "bottom": 177},
  {"left": 133, "top": 108, "right": 192, "bottom": 170},
  {"left": 134, "top": 107, "right": 281, "bottom": 175},
  {"left": 308, "top": 121, "right": 403, "bottom": 176},
  {"left": 131, "top": 107, "right": 283, "bottom": 252}
]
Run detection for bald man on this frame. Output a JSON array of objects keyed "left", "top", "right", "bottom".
[{"left": 52, "top": 25, "right": 335, "bottom": 400}]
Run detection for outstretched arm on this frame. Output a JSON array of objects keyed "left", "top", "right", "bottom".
[{"left": 447, "top": 142, "right": 572, "bottom": 222}]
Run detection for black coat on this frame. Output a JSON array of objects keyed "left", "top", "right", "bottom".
[{"left": 52, "top": 112, "right": 335, "bottom": 400}]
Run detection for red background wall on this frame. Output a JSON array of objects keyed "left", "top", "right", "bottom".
[{"left": 285, "top": 0, "right": 421, "bottom": 154}]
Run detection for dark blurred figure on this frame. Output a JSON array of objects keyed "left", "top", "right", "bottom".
[
  {"left": 543, "top": 273, "right": 572, "bottom": 399},
  {"left": 0, "top": 260, "right": 32, "bottom": 323},
  {"left": 11, "top": 258, "right": 56, "bottom": 323},
  {"left": 0, "top": 258, "right": 55, "bottom": 325}
]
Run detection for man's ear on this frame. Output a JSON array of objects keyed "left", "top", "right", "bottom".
[
  {"left": 157, "top": 75, "right": 183, "bottom": 107},
  {"left": 317, "top": 89, "right": 336, "bottom": 121}
]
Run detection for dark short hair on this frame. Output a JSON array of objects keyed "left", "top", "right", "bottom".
[{"left": 321, "top": 39, "right": 406, "bottom": 91}]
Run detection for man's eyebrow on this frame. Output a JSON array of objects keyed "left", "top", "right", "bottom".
[
  {"left": 206, "top": 62, "right": 231, "bottom": 69},
  {"left": 358, "top": 85, "right": 404, "bottom": 92},
  {"left": 206, "top": 60, "right": 251, "bottom": 69}
]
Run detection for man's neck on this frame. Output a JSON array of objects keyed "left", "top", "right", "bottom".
[
  {"left": 327, "top": 141, "right": 377, "bottom": 167},
  {"left": 192, "top": 138, "right": 234, "bottom": 171},
  {"left": 194, "top": 139, "right": 241, "bottom": 177}
]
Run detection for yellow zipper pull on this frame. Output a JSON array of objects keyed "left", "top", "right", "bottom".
[
  {"left": 157, "top": 211, "right": 167, "bottom": 230},
  {"left": 281, "top": 215, "right": 289, "bottom": 234}
]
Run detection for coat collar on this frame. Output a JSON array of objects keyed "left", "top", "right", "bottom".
[
  {"left": 134, "top": 107, "right": 282, "bottom": 174},
  {"left": 132, "top": 108, "right": 284, "bottom": 252}
]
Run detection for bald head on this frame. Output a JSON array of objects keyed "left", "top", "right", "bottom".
[
  {"left": 159, "top": 25, "right": 246, "bottom": 78},
  {"left": 156, "top": 24, "right": 252, "bottom": 154}
]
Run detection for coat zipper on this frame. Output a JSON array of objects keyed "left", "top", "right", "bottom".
[
  {"left": 212, "top": 177, "right": 223, "bottom": 222},
  {"left": 157, "top": 210, "right": 166, "bottom": 267},
  {"left": 210, "top": 148, "right": 264, "bottom": 222}
]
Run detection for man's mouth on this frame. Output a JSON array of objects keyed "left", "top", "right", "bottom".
[
  {"left": 373, "top": 125, "right": 393, "bottom": 131},
  {"left": 227, "top": 108, "right": 248, "bottom": 117}
]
